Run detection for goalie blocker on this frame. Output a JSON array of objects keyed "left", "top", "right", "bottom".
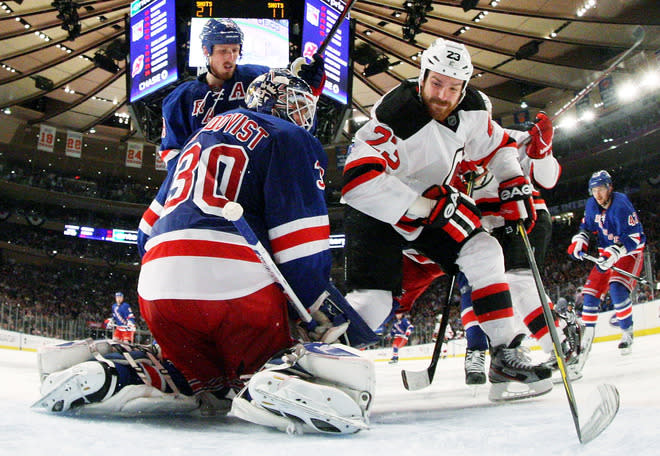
[{"left": 33, "top": 339, "right": 375, "bottom": 435}]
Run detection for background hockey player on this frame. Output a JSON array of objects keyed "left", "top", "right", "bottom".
[
  {"left": 137, "top": 18, "right": 325, "bottom": 256},
  {"left": 34, "top": 72, "right": 375, "bottom": 435},
  {"left": 341, "top": 37, "right": 551, "bottom": 390},
  {"left": 107, "top": 292, "right": 136, "bottom": 343},
  {"left": 388, "top": 313, "right": 414, "bottom": 364},
  {"left": 567, "top": 170, "right": 646, "bottom": 359}
]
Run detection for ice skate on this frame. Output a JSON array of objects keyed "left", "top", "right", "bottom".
[
  {"left": 464, "top": 349, "right": 487, "bottom": 385},
  {"left": 572, "top": 325, "right": 595, "bottom": 374},
  {"left": 388, "top": 357, "right": 399, "bottom": 364},
  {"left": 618, "top": 328, "right": 633, "bottom": 355},
  {"left": 488, "top": 335, "right": 552, "bottom": 384}
]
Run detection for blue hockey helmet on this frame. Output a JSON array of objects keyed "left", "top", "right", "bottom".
[
  {"left": 245, "top": 69, "right": 317, "bottom": 131},
  {"left": 588, "top": 170, "right": 612, "bottom": 192},
  {"left": 200, "top": 19, "right": 244, "bottom": 55}
]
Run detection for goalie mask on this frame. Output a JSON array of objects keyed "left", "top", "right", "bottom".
[
  {"left": 419, "top": 38, "right": 473, "bottom": 103},
  {"left": 245, "top": 69, "right": 317, "bottom": 131}
]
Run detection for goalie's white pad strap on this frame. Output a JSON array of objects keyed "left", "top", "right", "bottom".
[
  {"left": 73, "top": 384, "right": 200, "bottom": 417},
  {"left": 37, "top": 339, "right": 113, "bottom": 382}
]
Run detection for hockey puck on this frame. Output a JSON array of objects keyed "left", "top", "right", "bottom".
[{"left": 222, "top": 201, "right": 244, "bottom": 221}]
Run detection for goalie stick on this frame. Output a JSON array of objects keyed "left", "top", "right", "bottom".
[
  {"left": 518, "top": 222, "right": 619, "bottom": 444},
  {"left": 582, "top": 253, "right": 650, "bottom": 285},
  {"left": 221, "top": 202, "right": 312, "bottom": 324}
]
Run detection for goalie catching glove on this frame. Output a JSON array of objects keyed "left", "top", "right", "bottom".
[
  {"left": 498, "top": 175, "right": 536, "bottom": 233},
  {"left": 411, "top": 184, "right": 482, "bottom": 243}
]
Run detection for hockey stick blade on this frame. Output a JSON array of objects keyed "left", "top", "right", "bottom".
[
  {"left": 401, "top": 368, "right": 433, "bottom": 391},
  {"left": 401, "top": 274, "right": 456, "bottom": 391},
  {"left": 578, "top": 384, "right": 620, "bottom": 444},
  {"left": 582, "top": 253, "right": 650, "bottom": 284}
]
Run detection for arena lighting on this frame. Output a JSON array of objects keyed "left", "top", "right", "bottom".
[{"left": 580, "top": 110, "right": 595, "bottom": 122}]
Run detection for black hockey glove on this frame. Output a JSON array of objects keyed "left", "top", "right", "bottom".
[
  {"left": 498, "top": 176, "right": 536, "bottom": 234},
  {"left": 421, "top": 184, "right": 481, "bottom": 243},
  {"left": 297, "top": 53, "right": 326, "bottom": 96}
]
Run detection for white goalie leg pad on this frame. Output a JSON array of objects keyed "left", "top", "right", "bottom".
[
  {"left": 488, "top": 378, "right": 553, "bottom": 402},
  {"left": 241, "top": 370, "right": 368, "bottom": 435},
  {"left": 75, "top": 385, "right": 200, "bottom": 417},
  {"left": 37, "top": 339, "right": 114, "bottom": 383},
  {"left": 231, "top": 343, "right": 375, "bottom": 435},
  {"left": 295, "top": 343, "right": 375, "bottom": 416},
  {"left": 33, "top": 361, "right": 117, "bottom": 412}
]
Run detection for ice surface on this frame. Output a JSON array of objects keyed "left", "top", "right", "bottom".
[{"left": 1, "top": 334, "right": 659, "bottom": 456}]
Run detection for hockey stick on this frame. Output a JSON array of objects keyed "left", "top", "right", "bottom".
[
  {"left": 401, "top": 178, "right": 476, "bottom": 391},
  {"left": 401, "top": 274, "right": 455, "bottom": 391},
  {"left": 582, "top": 253, "right": 650, "bottom": 285},
  {"left": 518, "top": 222, "right": 619, "bottom": 444},
  {"left": 221, "top": 202, "right": 312, "bottom": 324},
  {"left": 318, "top": 0, "right": 357, "bottom": 55},
  {"left": 292, "top": 0, "right": 357, "bottom": 74}
]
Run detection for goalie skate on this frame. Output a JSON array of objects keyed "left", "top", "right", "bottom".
[
  {"left": 32, "top": 361, "right": 117, "bottom": 412},
  {"left": 241, "top": 370, "right": 369, "bottom": 435},
  {"left": 488, "top": 378, "right": 553, "bottom": 402}
]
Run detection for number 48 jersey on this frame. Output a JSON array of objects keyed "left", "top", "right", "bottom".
[{"left": 138, "top": 108, "right": 331, "bottom": 308}]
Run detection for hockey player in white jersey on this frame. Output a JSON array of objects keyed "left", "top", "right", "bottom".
[{"left": 341, "top": 38, "right": 551, "bottom": 388}]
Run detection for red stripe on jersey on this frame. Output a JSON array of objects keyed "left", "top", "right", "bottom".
[
  {"left": 270, "top": 225, "right": 330, "bottom": 254},
  {"left": 478, "top": 307, "right": 515, "bottom": 322},
  {"left": 143, "top": 238, "right": 259, "bottom": 265},
  {"left": 342, "top": 169, "right": 383, "bottom": 195},
  {"left": 523, "top": 306, "right": 544, "bottom": 327},
  {"left": 475, "top": 131, "right": 515, "bottom": 168},
  {"left": 471, "top": 282, "right": 509, "bottom": 301},
  {"left": 142, "top": 206, "right": 160, "bottom": 227},
  {"left": 342, "top": 155, "right": 386, "bottom": 174}
]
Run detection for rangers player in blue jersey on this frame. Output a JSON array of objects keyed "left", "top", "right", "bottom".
[
  {"left": 138, "top": 18, "right": 325, "bottom": 256},
  {"left": 108, "top": 291, "right": 136, "bottom": 343},
  {"left": 388, "top": 313, "right": 414, "bottom": 364},
  {"left": 568, "top": 170, "right": 646, "bottom": 359}
]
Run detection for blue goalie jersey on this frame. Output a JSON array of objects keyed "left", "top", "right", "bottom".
[{"left": 138, "top": 108, "right": 331, "bottom": 308}]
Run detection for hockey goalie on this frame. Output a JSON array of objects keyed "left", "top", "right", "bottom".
[{"left": 33, "top": 339, "right": 375, "bottom": 435}]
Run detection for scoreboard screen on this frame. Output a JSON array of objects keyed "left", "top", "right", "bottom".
[
  {"left": 302, "top": 0, "right": 352, "bottom": 105},
  {"left": 128, "top": 0, "right": 179, "bottom": 102},
  {"left": 192, "top": 0, "right": 290, "bottom": 19}
]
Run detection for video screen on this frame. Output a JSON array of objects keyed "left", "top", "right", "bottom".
[
  {"left": 128, "top": 0, "right": 179, "bottom": 102},
  {"left": 188, "top": 17, "right": 290, "bottom": 69}
]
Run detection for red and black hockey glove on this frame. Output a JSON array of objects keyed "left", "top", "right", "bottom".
[
  {"left": 297, "top": 53, "right": 326, "bottom": 97},
  {"left": 421, "top": 184, "right": 481, "bottom": 243},
  {"left": 526, "top": 111, "right": 553, "bottom": 159},
  {"left": 498, "top": 176, "right": 536, "bottom": 233}
]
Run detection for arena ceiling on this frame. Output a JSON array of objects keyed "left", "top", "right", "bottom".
[{"left": 0, "top": 0, "right": 658, "bottom": 143}]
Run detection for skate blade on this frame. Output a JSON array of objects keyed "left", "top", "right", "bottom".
[
  {"left": 619, "top": 347, "right": 632, "bottom": 356},
  {"left": 488, "top": 379, "right": 553, "bottom": 402},
  {"left": 579, "top": 384, "right": 620, "bottom": 444}
]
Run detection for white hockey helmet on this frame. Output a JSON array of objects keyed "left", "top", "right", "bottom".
[{"left": 419, "top": 38, "right": 473, "bottom": 102}]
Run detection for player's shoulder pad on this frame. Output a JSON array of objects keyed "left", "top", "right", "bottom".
[
  {"left": 374, "top": 80, "right": 432, "bottom": 140},
  {"left": 457, "top": 86, "right": 487, "bottom": 112}
]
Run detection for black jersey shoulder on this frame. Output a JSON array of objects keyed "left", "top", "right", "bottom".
[
  {"left": 374, "top": 80, "right": 432, "bottom": 140},
  {"left": 441, "top": 86, "right": 487, "bottom": 132}
]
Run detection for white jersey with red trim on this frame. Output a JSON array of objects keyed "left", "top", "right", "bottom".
[
  {"left": 341, "top": 82, "right": 524, "bottom": 241},
  {"left": 137, "top": 108, "right": 331, "bottom": 308},
  {"left": 471, "top": 127, "right": 561, "bottom": 231}
]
